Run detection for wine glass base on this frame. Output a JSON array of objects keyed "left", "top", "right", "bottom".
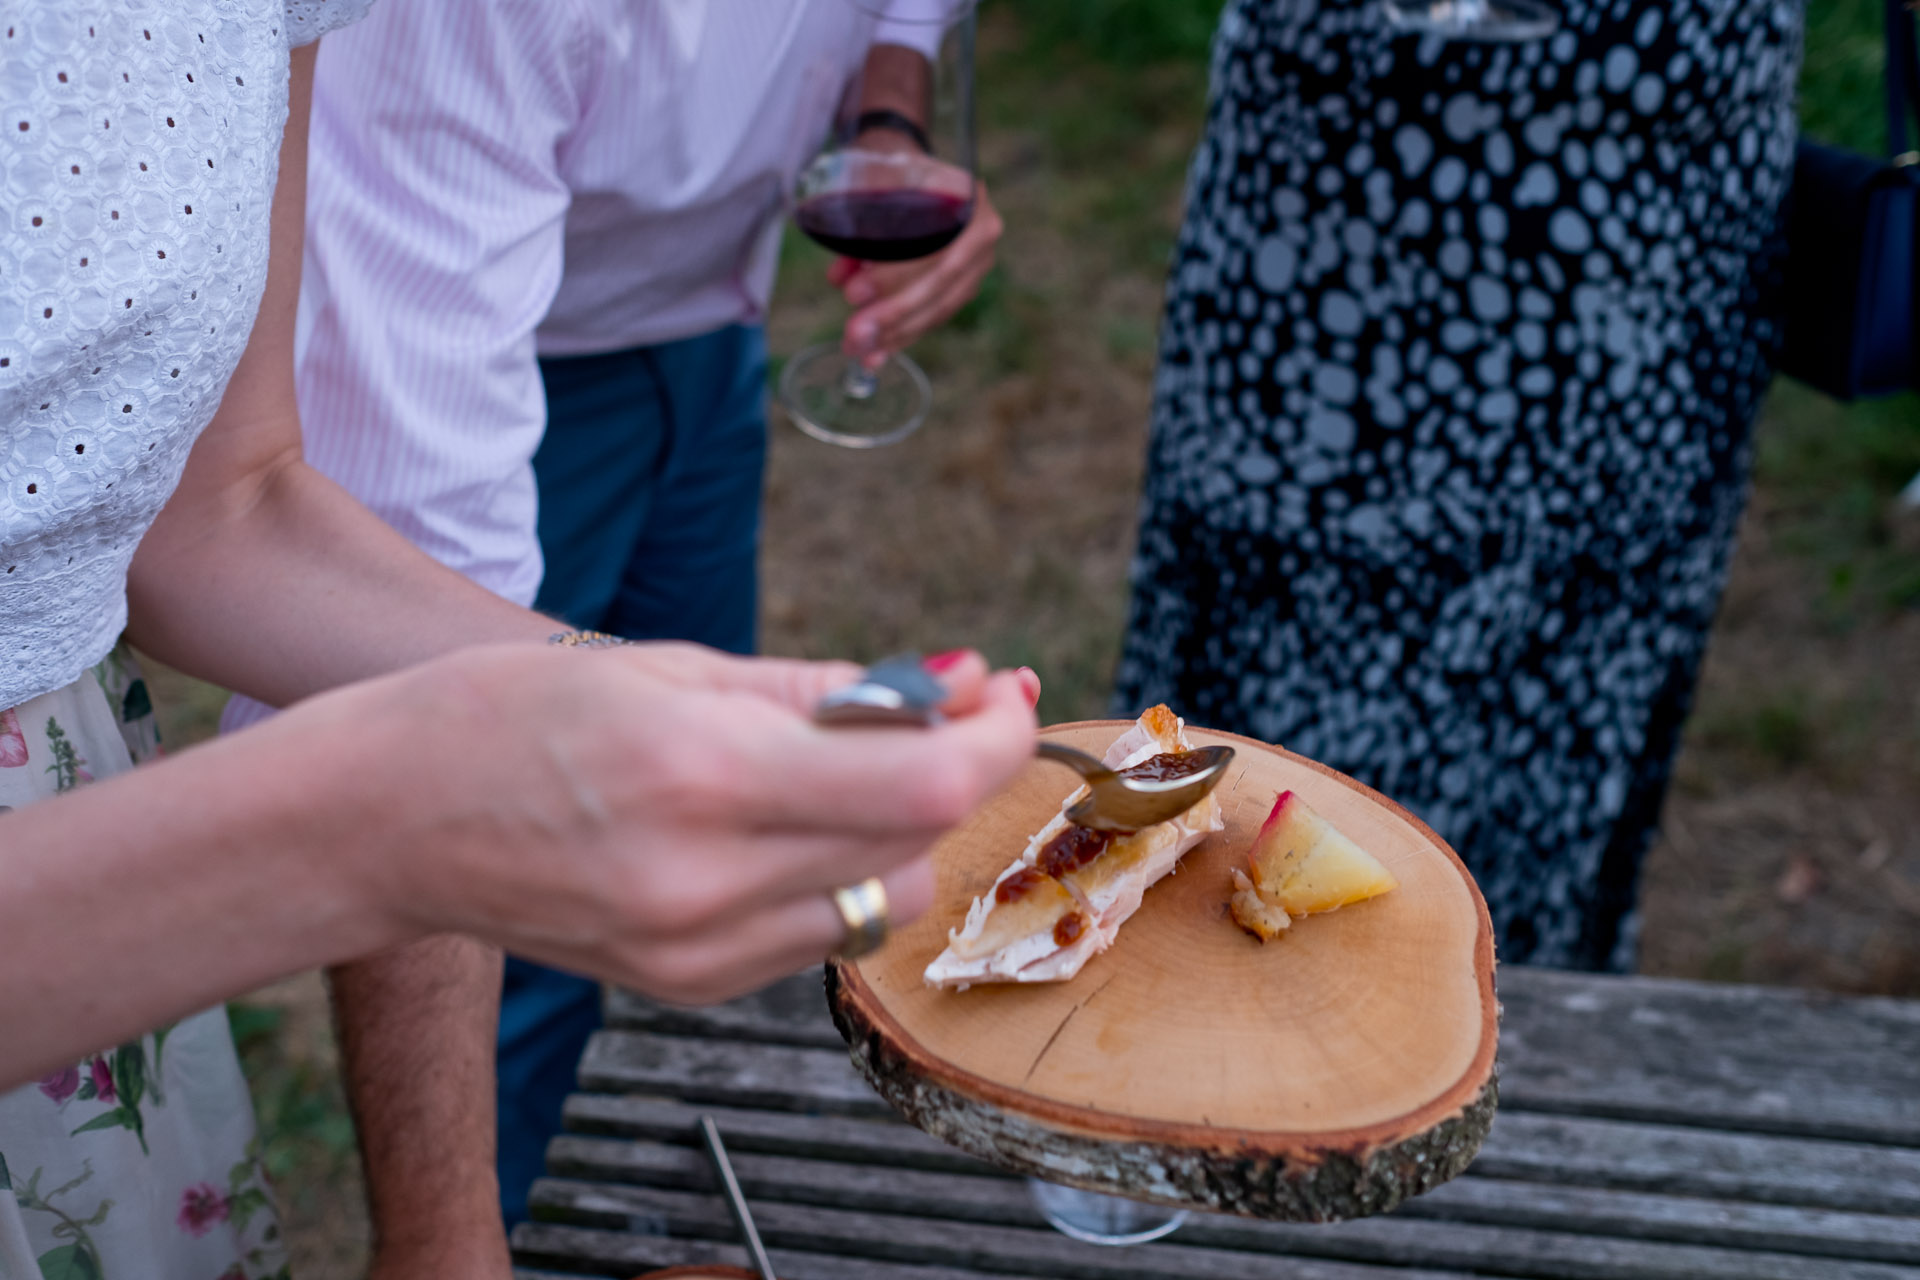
[
  {"left": 1383, "top": 0, "right": 1558, "bottom": 41},
  {"left": 779, "top": 344, "right": 931, "bottom": 449},
  {"left": 1027, "top": 1180, "right": 1189, "bottom": 1247}
]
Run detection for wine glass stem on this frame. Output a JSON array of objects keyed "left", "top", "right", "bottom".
[{"left": 841, "top": 359, "right": 880, "bottom": 402}]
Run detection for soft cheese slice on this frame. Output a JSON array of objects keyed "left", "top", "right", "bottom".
[
  {"left": 925, "top": 705, "right": 1224, "bottom": 988},
  {"left": 1230, "top": 790, "right": 1397, "bottom": 940}
]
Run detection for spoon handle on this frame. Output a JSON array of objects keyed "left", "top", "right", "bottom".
[
  {"left": 1035, "top": 740, "right": 1114, "bottom": 780},
  {"left": 813, "top": 652, "right": 946, "bottom": 728}
]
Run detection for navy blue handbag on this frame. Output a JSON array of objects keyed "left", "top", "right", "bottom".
[{"left": 1777, "top": 0, "right": 1920, "bottom": 400}]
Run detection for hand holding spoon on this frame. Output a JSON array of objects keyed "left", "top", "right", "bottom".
[{"left": 812, "top": 655, "right": 1233, "bottom": 831}]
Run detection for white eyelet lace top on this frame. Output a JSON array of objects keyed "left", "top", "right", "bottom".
[{"left": 1, "top": 0, "right": 373, "bottom": 711}]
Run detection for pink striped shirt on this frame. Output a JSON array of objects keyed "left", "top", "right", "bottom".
[
  {"left": 222, "top": 1, "right": 944, "bottom": 734},
  {"left": 292, "top": 0, "right": 937, "bottom": 606}
]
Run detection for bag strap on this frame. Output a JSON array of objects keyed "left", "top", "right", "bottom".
[{"left": 1888, "top": 0, "right": 1920, "bottom": 162}]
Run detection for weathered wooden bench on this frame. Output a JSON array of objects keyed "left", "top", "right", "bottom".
[{"left": 512, "top": 965, "right": 1920, "bottom": 1280}]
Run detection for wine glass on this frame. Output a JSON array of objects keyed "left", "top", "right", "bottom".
[
  {"left": 1027, "top": 1179, "right": 1189, "bottom": 1246},
  {"left": 1383, "top": 0, "right": 1558, "bottom": 41},
  {"left": 780, "top": 1, "right": 977, "bottom": 449}
]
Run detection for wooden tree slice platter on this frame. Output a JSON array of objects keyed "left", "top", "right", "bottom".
[{"left": 828, "top": 720, "right": 1498, "bottom": 1222}]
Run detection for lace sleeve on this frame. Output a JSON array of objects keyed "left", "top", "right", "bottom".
[{"left": 284, "top": 0, "right": 378, "bottom": 47}]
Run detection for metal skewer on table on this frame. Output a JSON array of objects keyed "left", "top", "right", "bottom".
[{"left": 698, "top": 1113, "right": 777, "bottom": 1280}]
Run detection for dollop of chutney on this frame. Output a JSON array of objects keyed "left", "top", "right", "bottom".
[
  {"left": 1053, "top": 911, "right": 1089, "bottom": 947},
  {"left": 1036, "top": 824, "right": 1114, "bottom": 878},
  {"left": 1117, "top": 750, "right": 1211, "bottom": 783},
  {"left": 995, "top": 866, "right": 1052, "bottom": 904}
]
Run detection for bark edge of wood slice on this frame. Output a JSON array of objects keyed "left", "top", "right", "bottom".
[{"left": 828, "top": 720, "right": 1499, "bottom": 1222}]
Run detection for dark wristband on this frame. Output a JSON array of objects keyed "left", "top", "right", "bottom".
[{"left": 854, "top": 108, "right": 931, "bottom": 153}]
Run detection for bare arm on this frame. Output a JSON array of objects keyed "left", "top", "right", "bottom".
[
  {"left": 0, "top": 672, "right": 419, "bottom": 1085},
  {"left": 0, "top": 640, "right": 1037, "bottom": 1090},
  {"left": 123, "top": 47, "right": 531, "bottom": 1273},
  {"left": 123, "top": 48, "right": 554, "bottom": 703},
  {"left": 333, "top": 939, "right": 511, "bottom": 1277}
]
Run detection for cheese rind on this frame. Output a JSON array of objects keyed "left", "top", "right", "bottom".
[{"left": 1229, "top": 868, "right": 1291, "bottom": 940}]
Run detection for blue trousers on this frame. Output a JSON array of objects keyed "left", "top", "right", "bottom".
[{"left": 497, "top": 325, "right": 767, "bottom": 1227}]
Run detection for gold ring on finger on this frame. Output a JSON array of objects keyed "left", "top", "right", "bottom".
[{"left": 830, "top": 877, "right": 890, "bottom": 960}]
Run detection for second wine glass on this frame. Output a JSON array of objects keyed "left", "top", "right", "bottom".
[{"left": 781, "top": 1, "right": 977, "bottom": 448}]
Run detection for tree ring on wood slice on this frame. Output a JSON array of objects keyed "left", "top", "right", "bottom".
[{"left": 828, "top": 720, "right": 1499, "bottom": 1222}]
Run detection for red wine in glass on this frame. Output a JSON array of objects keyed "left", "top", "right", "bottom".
[
  {"left": 794, "top": 188, "right": 973, "bottom": 262},
  {"left": 778, "top": 4, "right": 977, "bottom": 449}
]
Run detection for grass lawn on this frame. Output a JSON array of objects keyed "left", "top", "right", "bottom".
[{"left": 141, "top": 3, "right": 1918, "bottom": 1273}]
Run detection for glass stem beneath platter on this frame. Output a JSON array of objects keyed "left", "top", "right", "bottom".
[{"left": 1027, "top": 1179, "right": 1189, "bottom": 1246}]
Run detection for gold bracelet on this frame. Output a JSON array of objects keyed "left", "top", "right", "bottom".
[{"left": 547, "top": 629, "right": 631, "bottom": 648}]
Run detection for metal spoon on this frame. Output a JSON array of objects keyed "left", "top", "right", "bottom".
[
  {"left": 1037, "top": 741, "right": 1235, "bottom": 832},
  {"left": 812, "top": 656, "right": 1234, "bottom": 831},
  {"left": 811, "top": 652, "right": 948, "bottom": 727}
]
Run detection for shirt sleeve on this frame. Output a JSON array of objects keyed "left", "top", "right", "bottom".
[
  {"left": 294, "top": 0, "right": 580, "bottom": 608},
  {"left": 873, "top": 0, "right": 955, "bottom": 57},
  {"left": 284, "top": 0, "right": 378, "bottom": 47}
]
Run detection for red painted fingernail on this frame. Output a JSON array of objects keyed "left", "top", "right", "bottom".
[
  {"left": 923, "top": 649, "right": 970, "bottom": 673},
  {"left": 1017, "top": 667, "right": 1041, "bottom": 706}
]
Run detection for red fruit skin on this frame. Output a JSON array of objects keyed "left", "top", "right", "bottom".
[
  {"left": 1255, "top": 790, "right": 1297, "bottom": 843},
  {"left": 1246, "top": 789, "right": 1312, "bottom": 895}
]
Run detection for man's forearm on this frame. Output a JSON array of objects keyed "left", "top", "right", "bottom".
[
  {"left": 129, "top": 460, "right": 552, "bottom": 1270},
  {"left": 333, "top": 937, "right": 512, "bottom": 1273}
]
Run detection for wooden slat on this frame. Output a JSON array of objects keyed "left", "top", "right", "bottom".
[
  {"left": 569, "top": 1037, "right": 1920, "bottom": 1219},
  {"left": 565, "top": 1092, "right": 995, "bottom": 1174},
  {"left": 512, "top": 1224, "right": 1055, "bottom": 1280},
  {"left": 604, "top": 968, "right": 1920, "bottom": 1144},
  {"left": 1473, "top": 1113, "right": 1920, "bottom": 1219},
  {"left": 606, "top": 970, "right": 835, "bottom": 1047},
  {"left": 1404, "top": 1179, "right": 1920, "bottom": 1266},
  {"left": 524, "top": 1178, "right": 1479, "bottom": 1280},
  {"left": 1494, "top": 969, "right": 1920, "bottom": 1147},
  {"left": 527, "top": 1176, "right": 1920, "bottom": 1280},
  {"left": 566, "top": 971, "right": 1920, "bottom": 1280},
  {"left": 563, "top": 1092, "right": 1920, "bottom": 1219},
  {"left": 546, "top": 1134, "right": 1920, "bottom": 1269},
  {"left": 577, "top": 1029, "right": 885, "bottom": 1115}
]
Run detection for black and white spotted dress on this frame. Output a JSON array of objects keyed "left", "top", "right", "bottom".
[{"left": 1114, "top": 0, "right": 1802, "bottom": 970}]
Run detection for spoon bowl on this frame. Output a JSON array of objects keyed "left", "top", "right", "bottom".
[{"left": 1036, "top": 742, "right": 1234, "bottom": 832}]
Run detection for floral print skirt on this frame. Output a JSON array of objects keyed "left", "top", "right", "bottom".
[{"left": 0, "top": 649, "right": 288, "bottom": 1280}]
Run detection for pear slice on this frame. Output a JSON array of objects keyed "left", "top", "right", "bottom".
[{"left": 1230, "top": 790, "right": 1397, "bottom": 939}]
